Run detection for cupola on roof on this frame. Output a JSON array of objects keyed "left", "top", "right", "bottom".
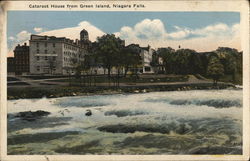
[{"left": 80, "top": 29, "right": 88, "bottom": 35}]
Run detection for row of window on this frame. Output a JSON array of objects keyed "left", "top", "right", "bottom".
[
  {"left": 64, "top": 44, "right": 78, "bottom": 51},
  {"left": 36, "top": 42, "right": 56, "bottom": 48},
  {"left": 16, "top": 66, "right": 29, "bottom": 71},
  {"left": 15, "top": 58, "right": 29, "bottom": 61},
  {"left": 63, "top": 57, "right": 72, "bottom": 62},
  {"left": 15, "top": 52, "right": 29, "bottom": 55},
  {"left": 15, "top": 59, "right": 29, "bottom": 62},
  {"left": 36, "top": 49, "right": 56, "bottom": 54},
  {"left": 64, "top": 51, "right": 78, "bottom": 58},
  {"left": 15, "top": 61, "right": 29, "bottom": 65},
  {"left": 36, "top": 66, "right": 56, "bottom": 72},
  {"left": 36, "top": 56, "right": 56, "bottom": 61},
  {"left": 64, "top": 63, "right": 73, "bottom": 67},
  {"left": 15, "top": 56, "right": 29, "bottom": 59}
]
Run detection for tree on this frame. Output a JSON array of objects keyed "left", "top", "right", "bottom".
[
  {"left": 216, "top": 47, "right": 240, "bottom": 83},
  {"left": 69, "top": 58, "right": 79, "bottom": 76},
  {"left": 207, "top": 56, "right": 224, "bottom": 86},
  {"left": 157, "top": 47, "right": 175, "bottom": 74},
  {"left": 175, "top": 49, "right": 194, "bottom": 74},
  {"left": 81, "top": 55, "right": 94, "bottom": 86},
  {"left": 188, "top": 52, "right": 204, "bottom": 75},
  {"left": 121, "top": 46, "right": 142, "bottom": 77},
  {"left": 95, "top": 34, "right": 124, "bottom": 78},
  {"left": 48, "top": 56, "right": 56, "bottom": 75}
]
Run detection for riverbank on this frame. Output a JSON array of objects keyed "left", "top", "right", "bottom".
[{"left": 7, "top": 82, "right": 237, "bottom": 100}]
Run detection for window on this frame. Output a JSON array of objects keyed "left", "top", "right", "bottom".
[
  {"left": 36, "top": 42, "right": 39, "bottom": 47},
  {"left": 45, "top": 42, "right": 47, "bottom": 47},
  {"left": 53, "top": 57, "right": 56, "bottom": 61},
  {"left": 36, "top": 56, "right": 39, "bottom": 61},
  {"left": 36, "top": 66, "right": 40, "bottom": 71},
  {"left": 145, "top": 66, "right": 151, "bottom": 72},
  {"left": 45, "top": 56, "right": 48, "bottom": 60},
  {"left": 37, "top": 49, "right": 39, "bottom": 54},
  {"left": 53, "top": 43, "right": 55, "bottom": 47},
  {"left": 45, "top": 50, "right": 47, "bottom": 54},
  {"left": 53, "top": 51, "right": 56, "bottom": 54}
]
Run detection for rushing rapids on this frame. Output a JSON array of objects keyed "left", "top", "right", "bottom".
[{"left": 7, "top": 89, "right": 242, "bottom": 154}]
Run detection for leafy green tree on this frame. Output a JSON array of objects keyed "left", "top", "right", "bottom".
[
  {"left": 216, "top": 47, "right": 240, "bottom": 83},
  {"left": 175, "top": 49, "right": 196, "bottom": 74},
  {"left": 187, "top": 52, "right": 204, "bottom": 75},
  {"left": 198, "top": 52, "right": 211, "bottom": 76},
  {"left": 207, "top": 56, "right": 224, "bottom": 86},
  {"left": 67, "top": 57, "right": 81, "bottom": 85},
  {"left": 81, "top": 55, "right": 93, "bottom": 86},
  {"left": 237, "top": 51, "right": 243, "bottom": 75},
  {"left": 95, "top": 34, "right": 124, "bottom": 78},
  {"left": 122, "top": 46, "right": 142, "bottom": 77},
  {"left": 157, "top": 47, "right": 175, "bottom": 74},
  {"left": 48, "top": 57, "right": 56, "bottom": 75},
  {"left": 69, "top": 58, "right": 80, "bottom": 77}
]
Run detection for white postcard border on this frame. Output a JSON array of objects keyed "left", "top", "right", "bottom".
[{"left": 0, "top": 1, "right": 249, "bottom": 161}]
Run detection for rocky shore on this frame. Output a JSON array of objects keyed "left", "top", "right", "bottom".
[{"left": 7, "top": 82, "right": 237, "bottom": 100}]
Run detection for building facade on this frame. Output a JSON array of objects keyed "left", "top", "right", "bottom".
[
  {"left": 13, "top": 43, "right": 30, "bottom": 75},
  {"left": 126, "top": 44, "right": 154, "bottom": 74},
  {"left": 29, "top": 29, "right": 89, "bottom": 75},
  {"left": 28, "top": 29, "right": 155, "bottom": 76},
  {"left": 140, "top": 46, "right": 154, "bottom": 73},
  {"left": 7, "top": 57, "right": 15, "bottom": 75}
]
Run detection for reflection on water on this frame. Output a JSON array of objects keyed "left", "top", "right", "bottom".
[{"left": 7, "top": 89, "right": 242, "bottom": 155}]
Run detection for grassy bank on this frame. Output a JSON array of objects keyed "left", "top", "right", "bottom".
[{"left": 7, "top": 82, "right": 236, "bottom": 100}]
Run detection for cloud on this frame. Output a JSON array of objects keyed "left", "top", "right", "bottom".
[
  {"left": 116, "top": 19, "right": 167, "bottom": 41},
  {"left": 8, "top": 19, "right": 241, "bottom": 57},
  {"left": 167, "top": 23, "right": 240, "bottom": 51},
  {"left": 40, "top": 21, "right": 105, "bottom": 42},
  {"left": 115, "top": 19, "right": 168, "bottom": 48},
  {"left": 34, "top": 27, "right": 43, "bottom": 33},
  {"left": 134, "top": 19, "right": 167, "bottom": 39},
  {"left": 167, "top": 26, "right": 191, "bottom": 40},
  {"left": 192, "top": 23, "right": 231, "bottom": 37},
  {"left": 7, "top": 21, "right": 105, "bottom": 57},
  {"left": 115, "top": 19, "right": 240, "bottom": 51},
  {"left": 7, "top": 30, "right": 31, "bottom": 57},
  {"left": 8, "top": 36, "right": 15, "bottom": 41},
  {"left": 16, "top": 30, "right": 31, "bottom": 42}
]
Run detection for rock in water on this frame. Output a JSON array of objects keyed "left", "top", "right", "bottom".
[
  {"left": 85, "top": 109, "right": 92, "bottom": 116},
  {"left": 15, "top": 110, "right": 50, "bottom": 121}
]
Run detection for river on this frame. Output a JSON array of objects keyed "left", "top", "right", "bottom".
[{"left": 7, "top": 89, "right": 242, "bottom": 155}]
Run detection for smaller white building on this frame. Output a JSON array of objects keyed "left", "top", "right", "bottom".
[
  {"left": 126, "top": 44, "right": 154, "bottom": 74},
  {"left": 140, "top": 46, "right": 154, "bottom": 73}
]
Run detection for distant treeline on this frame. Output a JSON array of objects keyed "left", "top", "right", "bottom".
[
  {"left": 152, "top": 47, "right": 242, "bottom": 84},
  {"left": 71, "top": 34, "right": 242, "bottom": 85}
]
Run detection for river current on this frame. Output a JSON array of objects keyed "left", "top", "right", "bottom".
[{"left": 7, "top": 89, "right": 242, "bottom": 155}]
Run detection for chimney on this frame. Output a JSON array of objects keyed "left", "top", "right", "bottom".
[{"left": 75, "top": 39, "right": 79, "bottom": 45}]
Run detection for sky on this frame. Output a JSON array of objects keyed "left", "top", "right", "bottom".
[{"left": 7, "top": 11, "right": 241, "bottom": 57}]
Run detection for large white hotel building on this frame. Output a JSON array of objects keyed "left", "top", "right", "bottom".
[
  {"left": 28, "top": 29, "right": 154, "bottom": 75},
  {"left": 29, "top": 29, "right": 91, "bottom": 75}
]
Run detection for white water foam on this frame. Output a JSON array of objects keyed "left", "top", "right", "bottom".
[{"left": 8, "top": 89, "right": 242, "bottom": 135}]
